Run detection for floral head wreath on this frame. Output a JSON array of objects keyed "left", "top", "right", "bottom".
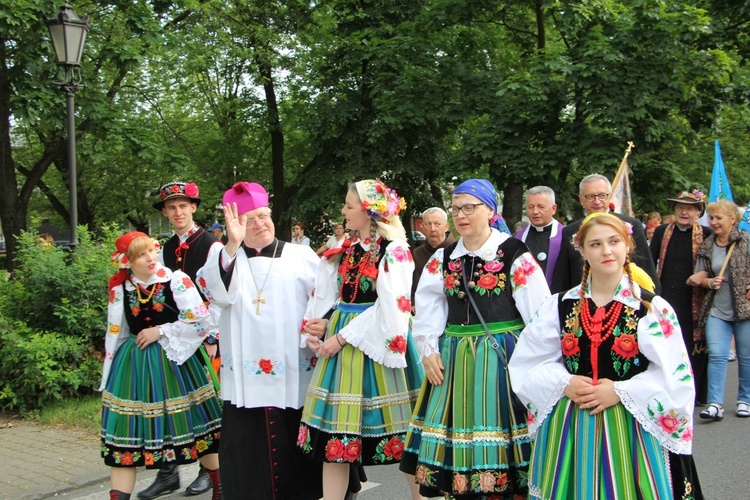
[{"left": 356, "top": 179, "right": 406, "bottom": 223}]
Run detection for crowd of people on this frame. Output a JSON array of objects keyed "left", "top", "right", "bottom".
[{"left": 97, "top": 173, "right": 750, "bottom": 500}]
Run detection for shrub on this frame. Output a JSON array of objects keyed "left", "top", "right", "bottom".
[
  {"left": 0, "top": 317, "right": 101, "bottom": 413},
  {"left": 0, "top": 226, "right": 117, "bottom": 413}
]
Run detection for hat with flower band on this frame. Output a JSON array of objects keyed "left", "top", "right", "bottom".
[
  {"left": 153, "top": 181, "right": 202, "bottom": 210},
  {"left": 355, "top": 179, "right": 406, "bottom": 223},
  {"left": 667, "top": 189, "right": 706, "bottom": 217}
]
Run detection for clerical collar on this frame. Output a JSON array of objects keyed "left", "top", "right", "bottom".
[
  {"left": 532, "top": 221, "right": 553, "bottom": 232},
  {"left": 675, "top": 223, "right": 691, "bottom": 232},
  {"left": 178, "top": 225, "right": 200, "bottom": 242},
  {"left": 244, "top": 238, "right": 284, "bottom": 258}
]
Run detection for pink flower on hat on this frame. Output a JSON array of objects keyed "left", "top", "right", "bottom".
[{"left": 185, "top": 183, "right": 199, "bottom": 198}]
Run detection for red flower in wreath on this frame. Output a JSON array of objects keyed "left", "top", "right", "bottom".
[
  {"left": 444, "top": 274, "right": 458, "bottom": 290},
  {"left": 561, "top": 333, "right": 580, "bottom": 357},
  {"left": 387, "top": 335, "right": 407, "bottom": 354},
  {"left": 477, "top": 274, "right": 498, "bottom": 290},
  {"left": 325, "top": 439, "right": 345, "bottom": 461},
  {"left": 612, "top": 333, "right": 639, "bottom": 359},
  {"left": 258, "top": 358, "right": 274, "bottom": 374},
  {"left": 343, "top": 440, "right": 362, "bottom": 461},
  {"left": 171, "top": 184, "right": 182, "bottom": 193},
  {"left": 384, "top": 436, "right": 404, "bottom": 460},
  {"left": 397, "top": 296, "right": 411, "bottom": 312}
]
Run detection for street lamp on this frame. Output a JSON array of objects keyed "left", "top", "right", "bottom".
[{"left": 45, "top": 3, "right": 90, "bottom": 247}]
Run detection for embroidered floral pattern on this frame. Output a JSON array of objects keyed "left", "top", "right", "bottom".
[
  {"left": 444, "top": 249, "right": 507, "bottom": 298},
  {"left": 415, "top": 464, "right": 437, "bottom": 486},
  {"left": 244, "top": 358, "right": 285, "bottom": 376},
  {"left": 511, "top": 255, "right": 538, "bottom": 290},
  {"left": 396, "top": 295, "right": 411, "bottom": 312},
  {"left": 126, "top": 283, "right": 166, "bottom": 317},
  {"left": 386, "top": 245, "right": 413, "bottom": 264},
  {"left": 656, "top": 307, "right": 679, "bottom": 339},
  {"left": 373, "top": 434, "right": 405, "bottom": 462},
  {"left": 324, "top": 436, "right": 362, "bottom": 462},
  {"left": 426, "top": 256, "right": 441, "bottom": 275},
  {"left": 297, "top": 425, "right": 312, "bottom": 453},
  {"left": 470, "top": 470, "right": 510, "bottom": 493},
  {"left": 386, "top": 335, "right": 407, "bottom": 354},
  {"left": 560, "top": 300, "right": 643, "bottom": 378},
  {"left": 647, "top": 400, "right": 691, "bottom": 441}
]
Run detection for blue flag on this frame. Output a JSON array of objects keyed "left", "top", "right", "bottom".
[
  {"left": 708, "top": 140, "right": 733, "bottom": 202},
  {"left": 739, "top": 201, "right": 750, "bottom": 232}
]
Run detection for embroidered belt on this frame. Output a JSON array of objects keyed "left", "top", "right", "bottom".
[
  {"left": 337, "top": 301, "right": 374, "bottom": 313},
  {"left": 444, "top": 318, "right": 524, "bottom": 337}
]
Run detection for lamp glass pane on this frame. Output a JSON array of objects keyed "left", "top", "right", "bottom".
[
  {"left": 63, "top": 23, "right": 86, "bottom": 65},
  {"left": 48, "top": 23, "right": 67, "bottom": 64}
]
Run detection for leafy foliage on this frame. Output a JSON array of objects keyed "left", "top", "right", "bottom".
[{"left": 0, "top": 227, "right": 116, "bottom": 412}]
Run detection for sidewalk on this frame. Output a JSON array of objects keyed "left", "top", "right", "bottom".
[{"left": 0, "top": 414, "right": 109, "bottom": 499}]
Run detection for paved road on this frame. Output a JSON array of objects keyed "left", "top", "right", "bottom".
[{"left": 3, "top": 361, "right": 747, "bottom": 499}]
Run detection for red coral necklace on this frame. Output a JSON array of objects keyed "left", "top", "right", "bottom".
[
  {"left": 580, "top": 298, "right": 623, "bottom": 384},
  {"left": 339, "top": 240, "right": 378, "bottom": 302}
]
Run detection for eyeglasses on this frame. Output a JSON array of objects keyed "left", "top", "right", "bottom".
[
  {"left": 448, "top": 203, "right": 485, "bottom": 216},
  {"left": 581, "top": 193, "right": 610, "bottom": 202},
  {"left": 246, "top": 213, "right": 271, "bottom": 225}
]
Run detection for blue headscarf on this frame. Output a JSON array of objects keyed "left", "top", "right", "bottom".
[{"left": 453, "top": 179, "right": 511, "bottom": 234}]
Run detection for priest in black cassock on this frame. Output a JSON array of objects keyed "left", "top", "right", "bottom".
[
  {"left": 514, "top": 186, "right": 575, "bottom": 294},
  {"left": 197, "top": 182, "right": 323, "bottom": 500}
]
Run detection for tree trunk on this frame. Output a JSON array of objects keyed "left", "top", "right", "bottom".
[
  {"left": 256, "top": 48, "right": 288, "bottom": 239},
  {"left": 502, "top": 182, "right": 524, "bottom": 230}
]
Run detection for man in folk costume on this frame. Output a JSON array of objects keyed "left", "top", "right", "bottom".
[
  {"left": 140, "top": 181, "right": 224, "bottom": 499},
  {"left": 650, "top": 189, "right": 713, "bottom": 405},
  {"left": 514, "top": 186, "right": 575, "bottom": 293},
  {"left": 196, "top": 182, "right": 323, "bottom": 499},
  {"left": 560, "top": 173, "right": 661, "bottom": 294}
]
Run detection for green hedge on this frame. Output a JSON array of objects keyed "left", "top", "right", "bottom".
[{"left": 0, "top": 227, "right": 117, "bottom": 413}]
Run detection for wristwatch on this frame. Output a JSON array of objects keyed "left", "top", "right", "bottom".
[{"left": 205, "top": 336, "right": 218, "bottom": 345}]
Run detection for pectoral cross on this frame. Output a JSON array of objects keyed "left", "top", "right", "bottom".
[{"left": 252, "top": 290, "right": 266, "bottom": 315}]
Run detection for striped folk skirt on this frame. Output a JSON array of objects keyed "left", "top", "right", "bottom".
[
  {"left": 298, "top": 302, "right": 424, "bottom": 465},
  {"left": 101, "top": 337, "right": 222, "bottom": 468},
  {"left": 528, "top": 397, "right": 672, "bottom": 499},
  {"left": 400, "top": 319, "right": 531, "bottom": 498}
]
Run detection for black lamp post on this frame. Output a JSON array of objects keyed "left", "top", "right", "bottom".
[{"left": 45, "top": 3, "right": 90, "bottom": 247}]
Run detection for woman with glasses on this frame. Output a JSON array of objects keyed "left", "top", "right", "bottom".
[{"left": 400, "top": 179, "right": 549, "bottom": 498}]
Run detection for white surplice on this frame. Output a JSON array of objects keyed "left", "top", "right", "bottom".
[{"left": 197, "top": 242, "right": 319, "bottom": 409}]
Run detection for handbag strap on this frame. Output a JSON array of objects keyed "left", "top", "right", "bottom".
[{"left": 461, "top": 260, "right": 508, "bottom": 365}]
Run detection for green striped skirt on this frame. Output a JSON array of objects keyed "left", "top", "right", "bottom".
[
  {"left": 100, "top": 336, "right": 222, "bottom": 468},
  {"left": 528, "top": 397, "right": 672, "bottom": 499},
  {"left": 400, "top": 319, "right": 531, "bottom": 497},
  {"left": 298, "top": 302, "right": 424, "bottom": 465}
]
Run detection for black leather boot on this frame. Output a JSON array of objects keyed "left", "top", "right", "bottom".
[
  {"left": 186, "top": 465, "right": 212, "bottom": 495},
  {"left": 137, "top": 463, "right": 180, "bottom": 499}
]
